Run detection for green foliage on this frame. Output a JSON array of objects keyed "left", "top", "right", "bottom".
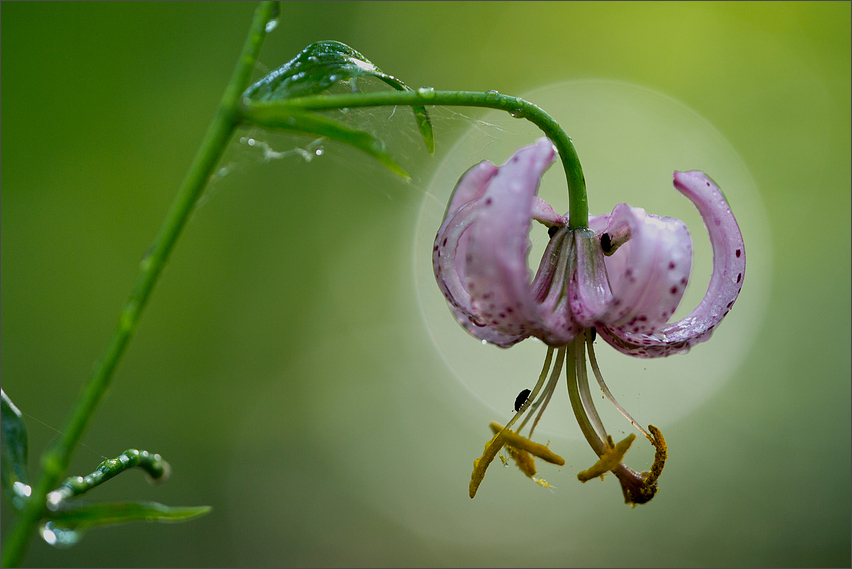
[
  {"left": 43, "top": 501, "right": 211, "bottom": 546},
  {"left": 1, "top": 390, "right": 29, "bottom": 493},
  {"left": 241, "top": 40, "right": 435, "bottom": 176}
]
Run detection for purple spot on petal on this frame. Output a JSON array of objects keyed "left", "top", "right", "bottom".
[
  {"left": 668, "top": 262, "right": 676, "bottom": 270},
  {"left": 736, "top": 273, "right": 742, "bottom": 283},
  {"left": 670, "top": 286, "right": 678, "bottom": 295},
  {"left": 736, "top": 249, "right": 742, "bottom": 258},
  {"left": 443, "top": 237, "right": 447, "bottom": 247},
  {"left": 485, "top": 198, "right": 493, "bottom": 205}
]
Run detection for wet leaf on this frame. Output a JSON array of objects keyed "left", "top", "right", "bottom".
[
  {"left": 244, "top": 40, "right": 433, "bottom": 153},
  {"left": 1, "top": 389, "right": 29, "bottom": 493},
  {"left": 242, "top": 106, "right": 410, "bottom": 178},
  {"left": 47, "top": 500, "right": 211, "bottom": 531}
]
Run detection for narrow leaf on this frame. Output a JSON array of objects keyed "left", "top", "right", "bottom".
[
  {"left": 244, "top": 41, "right": 433, "bottom": 152},
  {"left": 47, "top": 500, "right": 211, "bottom": 530},
  {"left": 242, "top": 106, "right": 410, "bottom": 178},
  {"left": 1, "top": 389, "right": 29, "bottom": 492}
]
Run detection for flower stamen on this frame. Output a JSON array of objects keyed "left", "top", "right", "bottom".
[
  {"left": 521, "top": 347, "right": 566, "bottom": 438},
  {"left": 577, "top": 433, "right": 636, "bottom": 482},
  {"left": 586, "top": 330, "right": 651, "bottom": 439}
]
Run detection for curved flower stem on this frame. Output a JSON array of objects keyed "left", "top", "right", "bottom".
[
  {"left": 0, "top": 3, "right": 279, "bottom": 566},
  {"left": 241, "top": 90, "right": 589, "bottom": 228}
]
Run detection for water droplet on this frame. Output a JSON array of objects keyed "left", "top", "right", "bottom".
[
  {"left": 12, "top": 481, "right": 31, "bottom": 499},
  {"left": 328, "top": 74, "right": 340, "bottom": 82},
  {"left": 509, "top": 110, "right": 523, "bottom": 118},
  {"left": 417, "top": 86, "right": 437, "bottom": 100},
  {"left": 46, "top": 490, "right": 64, "bottom": 511},
  {"left": 264, "top": 19, "right": 278, "bottom": 33},
  {"left": 247, "top": 138, "right": 256, "bottom": 147},
  {"left": 481, "top": 339, "right": 488, "bottom": 345},
  {"left": 40, "top": 522, "right": 81, "bottom": 549},
  {"left": 11, "top": 481, "right": 31, "bottom": 509},
  {"left": 307, "top": 56, "right": 319, "bottom": 64},
  {"left": 315, "top": 148, "right": 324, "bottom": 156},
  {"left": 487, "top": 89, "right": 499, "bottom": 94}
]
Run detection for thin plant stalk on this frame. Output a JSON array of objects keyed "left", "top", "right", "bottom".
[
  {"left": 1, "top": 4, "right": 279, "bottom": 566},
  {"left": 2, "top": 3, "right": 593, "bottom": 565}
]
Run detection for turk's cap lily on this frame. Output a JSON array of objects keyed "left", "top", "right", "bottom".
[{"left": 432, "top": 137, "right": 745, "bottom": 356}]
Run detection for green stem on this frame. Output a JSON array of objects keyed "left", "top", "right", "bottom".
[
  {"left": 241, "top": 90, "right": 589, "bottom": 228},
  {"left": 48, "top": 450, "right": 170, "bottom": 507},
  {"left": 0, "top": 3, "right": 279, "bottom": 566}
]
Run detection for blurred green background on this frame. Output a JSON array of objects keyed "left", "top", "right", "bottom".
[{"left": 2, "top": 2, "right": 849, "bottom": 567}]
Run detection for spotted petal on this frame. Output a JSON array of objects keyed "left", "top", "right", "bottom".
[
  {"left": 598, "top": 171, "right": 745, "bottom": 357},
  {"left": 433, "top": 199, "right": 527, "bottom": 347},
  {"left": 443, "top": 161, "right": 497, "bottom": 221},
  {"left": 464, "top": 138, "right": 559, "bottom": 341},
  {"left": 599, "top": 204, "right": 693, "bottom": 334}
]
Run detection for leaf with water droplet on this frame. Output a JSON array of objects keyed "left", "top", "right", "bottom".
[
  {"left": 242, "top": 106, "right": 410, "bottom": 179},
  {"left": 41, "top": 500, "right": 211, "bottom": 546},
  {"left": 243, "top": 41, "right": 434, "bottom": 153},
  {"left": 1, "top": 389, "right": 29, "bottom": 498}
]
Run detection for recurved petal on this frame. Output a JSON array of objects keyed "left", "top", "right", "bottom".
[
  {"left": 443, "top": 161, "right": 498, "bottom": 221},
  {"left": 600, "top": 171, "right": 745, "bottom": 357},
  {"left": 433, "top": 199, "right": 527, "bottom": 347},
  {"left": 531, "top": 197, "right": 565, "bottom": 226},
  {"left": 465, "top": 138, "right": 557, "bottom": 338},
  {"left": 599, "top": 203, "right": 693, "bottom": 335}
]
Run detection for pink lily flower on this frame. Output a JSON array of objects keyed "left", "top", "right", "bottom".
[{"left": 433, "top": 137, "right": 745, "bottom": 504}]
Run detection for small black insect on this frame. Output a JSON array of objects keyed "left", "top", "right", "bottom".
[
  {"left": 600, "top": 233, "right": 613, "bottom": 254},
  {"left": 547, "top": 225, "right": 560, "bottom": 238},
  {"left": 514, "top": 388, "right": 531, "bottom": 412}
]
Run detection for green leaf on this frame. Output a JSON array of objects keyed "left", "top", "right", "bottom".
[
  {"left": 47, "top": 500, "right": 211, "bottom": 530},
  {"left": 244, "top": 40, "right": 434, "bottom": 153},
  {"left": 242, "top": 105, "right": 410, "bottom": 179},
  {"left": 1, "top": 389, "right": 30, "bottom": 493}
]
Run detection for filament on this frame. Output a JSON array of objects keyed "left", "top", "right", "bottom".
[
  {"left": 576, "top": 331, "right": 609, "bottom": 443},
  {"left": 586, "top": 331, "right": 651, "bottom": 439},
  {"left": 521, "top": 347, "right": 565, "bottom": 438}
]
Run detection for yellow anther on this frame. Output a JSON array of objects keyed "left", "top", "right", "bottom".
[
  {"left": 489, "top": 422, "right": 565, "bottom": 466},
  {"left": 577, "top": 433, "right": 636, "bottom": 482},
  {"left": 470, "top": 422, "right": 566, "bottom": 499},
  {"left": 645, "top": 424, "right": 667, "bottom": 485}
]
